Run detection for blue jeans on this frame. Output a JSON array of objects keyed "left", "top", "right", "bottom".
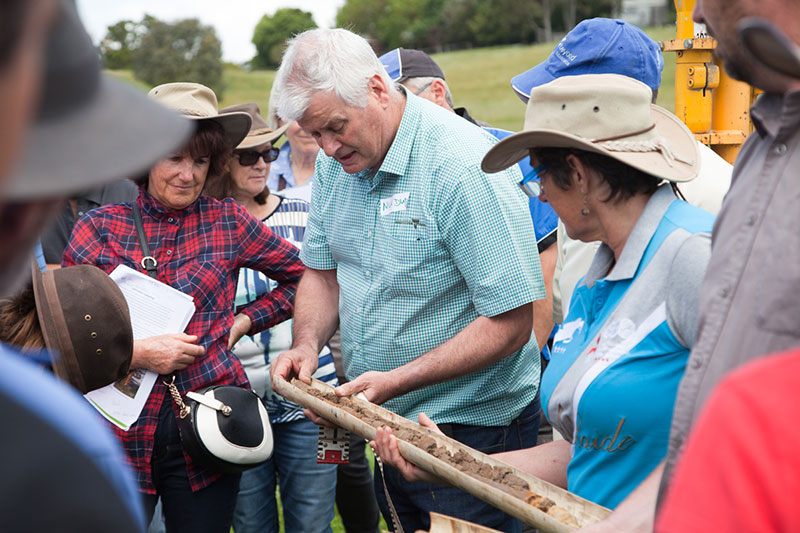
[
  {"left": 232, "top": 418, "right": 338, "bottom": 533},
  {"left": 375, "top": 396, "right": 541, "bottom": 533},
  {"left": 143, "top": 400, "right": 241, "bottom": 533}
]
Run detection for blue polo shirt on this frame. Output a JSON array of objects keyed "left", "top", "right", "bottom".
[
  {"left": 302, "top": 90, "right": 544, "bottom": 426},
  {"left": 541, "top": 185, "right": 713, "bottom": 508}
]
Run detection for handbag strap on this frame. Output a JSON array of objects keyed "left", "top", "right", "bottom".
[
  {"left": 163, "top": 376, "right": 191, "bottom": 418},
  {"left": 132, "top": 202, "right": 158, "bottom": 279}
]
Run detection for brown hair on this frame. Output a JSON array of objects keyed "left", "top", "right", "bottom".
[
  {"left": 531, "top": 147, "right": 661, "bottom": 203},
  {"left": 0, "top": 282, "right": 44, "bottom": 351},
  {"left": 204, "top": 154, "right": 269, "bottom": 206},
  {"left": 134, "top": 120, "right": 232, "bottom": 188}
]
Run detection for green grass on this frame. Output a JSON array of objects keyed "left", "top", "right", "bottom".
[{"left": 108, "top": 25, "right": 678, "bottom": 134}]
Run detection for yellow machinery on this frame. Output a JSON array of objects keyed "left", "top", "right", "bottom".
[{"left": 662, "top": 0, "right": 758, "bottom": 163}]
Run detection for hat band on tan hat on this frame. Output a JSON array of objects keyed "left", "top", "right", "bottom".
[{"left": 593, "top": 124, "right": 694, "bottom": 168}]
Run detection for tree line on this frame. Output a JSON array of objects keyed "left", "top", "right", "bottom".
[{"left": 99, "top": 0, "right": 669, "bottom": 93}]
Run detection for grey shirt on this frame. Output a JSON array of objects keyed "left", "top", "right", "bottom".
[
  {"left": 41, "top": 180, "right": 138, "bottom": 264},
  {"left": 662, "top": 89, "right": 800, "bottom": 493}
]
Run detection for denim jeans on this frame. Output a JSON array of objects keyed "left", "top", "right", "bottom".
[
  {"left": 143, "top": 401, "right": 241, "bottom": 533},
  {"left": 375, "top": 395, "right": 541, "bottom": 533},
  {"left": 232, "top": 418, "right": 338, "bottom": 533},
  {"left": 336, "top": 433, "right": 380, "bottom": 533}
]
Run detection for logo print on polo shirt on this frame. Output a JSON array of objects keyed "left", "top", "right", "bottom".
[{"left": 554, "top": 317, "right": 585, "bottom": 344}]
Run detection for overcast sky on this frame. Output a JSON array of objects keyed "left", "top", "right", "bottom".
[{"left": 76, "top": 0, "right": 346, "bottom": 64}]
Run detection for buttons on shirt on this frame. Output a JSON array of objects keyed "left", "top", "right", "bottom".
[
  {"left": 354, "top": 345, "right": 362, "bottom": 352},
  {"left": 356, "top": 306, "right": 363, "bottom": 313},
  {"left": 365, "top": 270, "right": 371, "bottom": 278},
  {"left": 746, "top": 214, "right": 757, "bottom": 226},
  {"left": 671, "top": 435, "right": 683, "bottom": 449},
  {"left": 691, "top": 357, "right": 704, "bottom": 369},
  {"left": 168, "top": 217, "right": 175, "bottom": 223},
  {"left": 166, "top": 250, "right": 172, "bottom": 256},
  {"left": 773, "top": 143, "right": 788, "bottom": 155},
  {"left": 719, "top": 286, "right": 730, "bottom": 298},
  {"left": 367, "top": 231, "right": 373, "bottom": 238}
]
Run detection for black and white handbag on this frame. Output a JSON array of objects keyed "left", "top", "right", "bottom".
[
  {"left": 165, "top": 377, "right": 273, "bottom": 473},
  {"left": 132, "top": 203, "right": 273, "bottom": 473}
]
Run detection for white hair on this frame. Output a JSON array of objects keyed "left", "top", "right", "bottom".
[
  {"left": 273, "top": 28, "right": 395, "bottom": 122},
  {"left": 404, "top": 76, "right": 455, "bottom": 109},
  {"left": 266, "top": 82, "right": 281, "bottom": 130}
]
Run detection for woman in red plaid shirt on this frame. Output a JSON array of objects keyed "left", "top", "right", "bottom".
[{"left": 63, "top": 83, "right": 304, "bottom": 532}]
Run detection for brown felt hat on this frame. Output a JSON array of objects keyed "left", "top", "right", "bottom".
[
  {"left": 220, "top": 103, "right": 289, "bottom": 149},
  {"left": 32, "top": 264, "right": 133, "bottom": 394}
]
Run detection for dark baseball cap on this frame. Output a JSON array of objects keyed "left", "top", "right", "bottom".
[{"left": 379, "top": 48, "right": 445, "bottom": 82}]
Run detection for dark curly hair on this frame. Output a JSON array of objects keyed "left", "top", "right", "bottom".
[
  {"left": 0, "top": 282, "right": 44, "bottom": 351},
  {"left": 531, "top": 147, "right": 661, "bottom": 203},
  {"left": 134, "top": 120, "right": 232, "bottom": 188}
]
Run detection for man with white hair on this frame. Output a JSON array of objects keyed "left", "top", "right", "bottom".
[
  {"left": 271, "top": 28, "right": 544, "bottom": 532},
  {"left": 379, "top": 48, "right": 560, "bottom": 362}
]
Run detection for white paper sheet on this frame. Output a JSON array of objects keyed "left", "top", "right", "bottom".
[{"left": 85, "top": 265, "right": 196, "bottom": 430}]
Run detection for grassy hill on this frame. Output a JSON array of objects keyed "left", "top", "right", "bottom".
[{"left": 109, "top": 25, "right": 677, "bottom": 133}]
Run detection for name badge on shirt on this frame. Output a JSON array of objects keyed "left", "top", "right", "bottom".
[{"left": 380, "top": 192, "right": 410, "bottom": 216}]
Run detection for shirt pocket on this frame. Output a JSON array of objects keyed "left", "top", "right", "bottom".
[
  {"left": 382, "top": 216, "right": 440, "bottom": 298},
  {"left": 174, "top": 252, "right": 230, "bottom": 311},
  {"left": 755, "top": 221, "right": 800, "bottom": 337}
]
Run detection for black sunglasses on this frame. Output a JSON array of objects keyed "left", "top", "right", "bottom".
[{"left": 234, "top": 147, "right": 280, "bottom": 166}]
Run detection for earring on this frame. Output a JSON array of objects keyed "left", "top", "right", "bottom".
[{"left": 581, "top": 194, "right": 590, "bottom": 216}]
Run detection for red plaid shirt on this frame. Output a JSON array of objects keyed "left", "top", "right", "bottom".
[{"left": 63, "top": 187, "right": 303, "bottom": 492}]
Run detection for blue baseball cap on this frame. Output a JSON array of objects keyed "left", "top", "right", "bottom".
[
  {"left": 379, "top": 48, "right": 445, "bottom": 82},
  {"left": 511, "top": 18, "right": 664, "bottom": 102}
]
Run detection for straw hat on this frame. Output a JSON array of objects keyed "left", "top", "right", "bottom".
[
  {"left": 220, "top": 103, "right": 289, "bottom": 149},
  {"left": 148, "top": 83, "right": 252, "bottom": 148},
  {"left": 32, "top": 264, "right": 133, "bottom": 394},
  {"left": 482, "top": 74, "right": 700, "bottom": 183},
  {"left": 4, "top": 0, "right": 192, "bottom": 201}
]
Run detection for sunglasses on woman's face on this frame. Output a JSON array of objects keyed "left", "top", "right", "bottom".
[{"left": 234, "top": 147, "right": 280, "bottom": 166}]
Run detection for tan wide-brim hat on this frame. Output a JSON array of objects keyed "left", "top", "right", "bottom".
[
  {"left": 148, "top": 83, "right": 252, "bottom": 148},
  {"left": 32, "top": 263, "right": 133, "bottom": 394},
  {"left": 220, "top": 103, "right": 289, "bottom": 149},
  {"left": 482, "top": 73, "right": 700, "bottom": 183}
]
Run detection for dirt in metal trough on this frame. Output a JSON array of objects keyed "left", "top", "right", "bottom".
[{"left": 302, "top": 384, "right": 577, "bottom": 527}]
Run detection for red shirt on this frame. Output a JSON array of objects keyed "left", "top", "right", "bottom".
[
  {"left": 63, "top": 187, "right": 304, "bottom": 492},
  {"left": 657, "top": 348, "right": 800, "bottom": 532}
]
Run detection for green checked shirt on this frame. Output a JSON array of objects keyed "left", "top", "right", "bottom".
[{"left": 301, "top": 91, "right": 545, "bottom": 426}]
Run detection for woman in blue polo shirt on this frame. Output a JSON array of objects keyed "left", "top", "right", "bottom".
[{"left": 372, "top": 74, "right": 713, "bottom": 513}]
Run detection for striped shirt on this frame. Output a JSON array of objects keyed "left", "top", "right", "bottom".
[
  {"left": 233, "top": 196, "right": 338, "bottom": 424},
  {"left": 302, "top": 90, "right": 545, "bottom": 426}
]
